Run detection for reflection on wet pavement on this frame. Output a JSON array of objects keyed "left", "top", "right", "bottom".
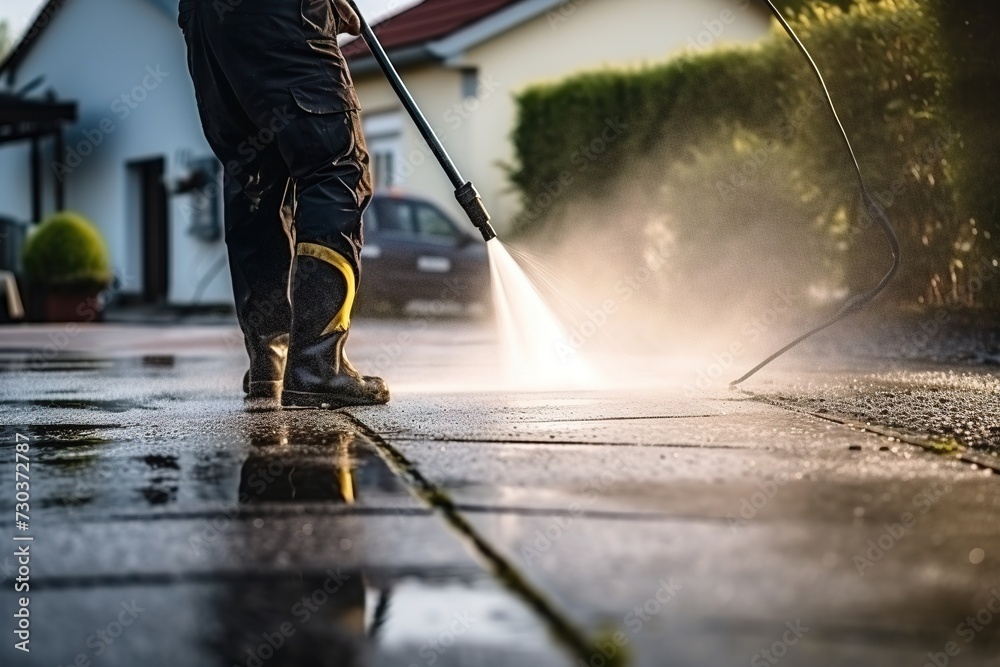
[
  {"left": 0, "top": 383, "right": 575, "bottom": 667},
  {"left": 4, "top": 327, "right": 1000, "bottom": 667}
]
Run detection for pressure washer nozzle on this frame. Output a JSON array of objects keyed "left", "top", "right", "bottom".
[
  {"left": 455, "top": 181, "right": 497, "bottom": 243},
  {"left": 479, "top": 221, "right": 498, "bottom": 242}
]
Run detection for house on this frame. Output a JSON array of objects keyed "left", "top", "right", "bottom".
[
  {"left": 344, "top": 0, "right": 772, "bottom": 232},
  {"left": 0, "top": 0, "right": 223, "bottom": 306},
  {"left": 0, "top": 0, "right": 770, "bottom": 308}
]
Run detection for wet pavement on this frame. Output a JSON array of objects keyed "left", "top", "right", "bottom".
[{"left": 0, "top": 320, "right": 999, "bottom": 667}]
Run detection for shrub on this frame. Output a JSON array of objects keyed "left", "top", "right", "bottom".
[
  {"left": 22, "top": 211, "right": 112, "bottom": 291},
  {"left": 508, "top": 0, "right": 993, "bottom": 308},
  {"left": 508, "top": 41, "right": 792, "bottom": 235},
  {"left": 923, "top": 0, "right": 1000, "bottom": 306}
]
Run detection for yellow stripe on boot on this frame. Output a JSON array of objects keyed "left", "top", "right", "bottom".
[{"left": 297, "top": 242, "right": 356, "bottom": 336}]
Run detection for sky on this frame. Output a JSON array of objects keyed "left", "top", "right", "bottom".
[{"left": 0, "top": 0, "right": 421, "bottom": 42}]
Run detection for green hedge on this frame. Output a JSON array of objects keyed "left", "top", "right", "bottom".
[
  {"left": 509, "top": 0, "right": 997, "bottom": 307},
  {"left": 509, "top": 41, "right": 790, "bottom": 229}
]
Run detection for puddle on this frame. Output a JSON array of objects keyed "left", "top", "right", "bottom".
[
  {"left": 0, "top": 415, "right": 576, "bottom": 666},
  {"left": 0, "top": 423, "right": 118, "bottom": 448},
  {"left": 5, "top": 420, "right": 418, "bottom": 514},
  {"left": 0, "top": 351, "right": 114, "bottom": 372},
  {"left": 372, "top": 578, "right": 562, "bottom": 657},
  {"left": 3, "top": 398, "right": 154, "bottom": 412},
  {"left": 240, "top": 429, "right": 411, "bottom": 505},
  {"left": 141, "top": 355, "right": 176, "bottom": 367},
  {"left": 20, "top": 575, "right": 572, "bottom": 667},
  {"left": 203, "top": 575, "right": 571, "bottom": 667}
]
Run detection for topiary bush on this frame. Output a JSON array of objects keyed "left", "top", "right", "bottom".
[{"left": 22, "top": 211, "right": 112, "bottom": 291}]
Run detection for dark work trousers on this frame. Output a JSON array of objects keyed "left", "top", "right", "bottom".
[{"left": 178, "top": 0, "right": 372, "bottom": 357}]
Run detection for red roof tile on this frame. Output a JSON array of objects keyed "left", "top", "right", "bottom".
[{"left": 343, "top": 0, "right": 524, "bottom": 60}]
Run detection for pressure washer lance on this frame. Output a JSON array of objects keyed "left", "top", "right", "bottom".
[
  {"left": 347, "top": 0, "right": 497, "bottom": 243},
  {"left": 730, "top": 0, "right": 902, "bottom": 386}
]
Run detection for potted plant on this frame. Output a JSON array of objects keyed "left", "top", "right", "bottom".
[{"left": 22, "top": 211, "right": 112, "bottom": 322}]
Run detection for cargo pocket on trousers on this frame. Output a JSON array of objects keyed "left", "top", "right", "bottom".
[
  {"left": 287, "top": 39, "right": 362, "bottom": 114},
  {"left": 289, "top": 82, "right": 348, "bottom": 115}
]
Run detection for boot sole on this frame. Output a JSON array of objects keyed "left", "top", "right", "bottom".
[{"left": 281, "top": 390, "right": 389, "bottom": 410}]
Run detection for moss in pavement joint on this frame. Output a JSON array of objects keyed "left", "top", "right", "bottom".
[{"left": 348, "top": 418, "right": 629, "bottom": 667}]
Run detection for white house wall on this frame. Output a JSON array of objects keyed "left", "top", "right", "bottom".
[
  {"left": 0, "top": 0, "right": 232, "bottom": 305},
  {"left": 354, "top": 63, "right": 469, "bottom": 224},
  {"left": 352, "top": 0, "right": 771, "bottom": 232}
]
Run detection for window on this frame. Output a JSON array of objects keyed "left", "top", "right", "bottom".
[
  {"left": 415, "top": 203, "right": 459, "bottom": 244},
  {"left": 363, "top": 200, "right": 379, "bottom": 231},
  {"left": 363, "top": 111, "right": 404, "bottom": 190},
  {"left": 373, "top": 199, "right": 416, "bottom": 236},
  {"left": 460, "top": 67, "right": 480, "bottom": 100},
  {"left": 372, "top": 150, "right": 396, "bottom": 190}
]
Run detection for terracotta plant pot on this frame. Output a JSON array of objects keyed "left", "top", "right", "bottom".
[{"left": 43, "top": 290, "right": 105, "bottom": 323}]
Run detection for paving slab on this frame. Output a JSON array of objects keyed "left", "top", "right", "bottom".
[{"left": 0, "top": 321, "right": 998, "bottom": 667}]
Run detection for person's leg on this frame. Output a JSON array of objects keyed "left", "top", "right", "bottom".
[
  {"left": 275, "top": 108, "right": 388, "bottom": 408},
  {"left": 180, "top": 2, "right": 293, "bottom": 398},
  {"left": 190, "top": 0, "right": 388, "bottom": 408},
  {"left": 223, "top": 157, "right": 293, "bottom": 398}
]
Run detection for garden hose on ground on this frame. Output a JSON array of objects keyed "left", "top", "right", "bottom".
[{"left": 730, "top": 0, "right": 902, "bottom": 386}]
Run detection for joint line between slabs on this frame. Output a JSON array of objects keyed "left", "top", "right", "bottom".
[
  {"left": 344, "top": 415, "right": 624, "bottom": 667},
  {"left": 738, "top": 390, "right": 1000, "bottom": 475}
]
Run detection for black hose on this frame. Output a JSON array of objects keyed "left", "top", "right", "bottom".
[{"left": 730, "top": 0, "right": 902, "bottom": 386}]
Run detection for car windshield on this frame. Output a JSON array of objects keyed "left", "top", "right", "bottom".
[
  {"left": 371, "top": 198, "right": 460, "bottom": 244},
  {"left": 373, "top": 199, "right": 415, "bottom": 235},
  {"left": 414, "top": 203, "right": 458, "bottom": 243}
]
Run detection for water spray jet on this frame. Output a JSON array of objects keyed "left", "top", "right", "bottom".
[
  {"left": 351, "top": 1, "right": 599, "bottom": 390},
  {"left": 350, "top": 0, "right": 896, "bottom": 391}
]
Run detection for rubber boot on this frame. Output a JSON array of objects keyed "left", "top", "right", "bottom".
[
  {"left": 243, "top": 334, "right": 288, "bottom": 399},
  {"left": 281, "top": 244, "right": 389, "bottom": 409}
]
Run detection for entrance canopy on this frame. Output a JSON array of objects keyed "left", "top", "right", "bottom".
[{"left": 0, "top": 92, "right": 77, "bottom": 222}]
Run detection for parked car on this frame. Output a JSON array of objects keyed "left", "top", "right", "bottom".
[{"left": 357, "top": 192, "right": 490, "bottom": 312}]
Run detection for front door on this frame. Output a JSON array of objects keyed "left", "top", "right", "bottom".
[{"left": 128, "top": 157, "right": 169, "bottom": 304}]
